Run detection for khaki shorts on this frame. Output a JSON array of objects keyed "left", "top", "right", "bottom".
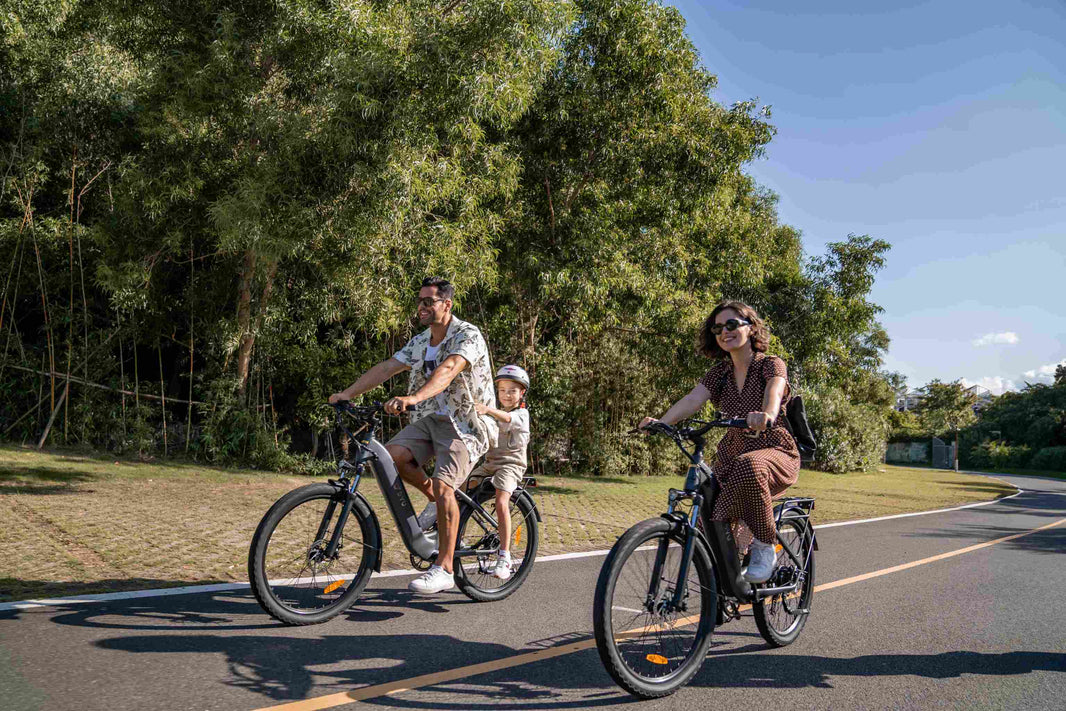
[
  {"left": 471, "top": 463, "right": 525, "bottom": 494},
  {"left": 386, "top": 414, "right": 472, "bottom": 490}
]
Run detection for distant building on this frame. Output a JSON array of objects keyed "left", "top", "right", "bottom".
[
  {"left": 965, "top": 384, "right": 994, "bottom": 412},
  {"left": 896, "top": 389, "right": 926, "bottom": 412},
  {"left": 895, "top": 384, "right": 995, "bottom": 413}
]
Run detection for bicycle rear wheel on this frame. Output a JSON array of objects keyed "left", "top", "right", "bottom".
[
  {"left": 593, "top": 518, "right": 717, "bottom": 698},
  {"left": 248, "top": 483, "right": 380, "bottom": 625},
  {"left": 752, "top": 518, "right": 814, "bottom": 646},
  {"left": 453, "top": 488, "right": 539, "bottom": 602}
]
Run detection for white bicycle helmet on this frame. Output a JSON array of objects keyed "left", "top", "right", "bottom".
[{"left": 494, "top": 364, "right": 530, "bottom": 389}]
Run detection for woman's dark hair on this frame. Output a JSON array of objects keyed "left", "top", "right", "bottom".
[
  {"left": 421, "top": 276, "right": 454, "bottom": 300},
  {"left": 697, "top": 300, "right": 770, "bottom": 358}
]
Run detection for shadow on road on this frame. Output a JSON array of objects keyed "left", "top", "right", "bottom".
[
  {"left": 687, "top": 648, "right": 1066, "bottom": 689},
  {"left": 347, "top": 647, "right": 1066, "bottom": 709}
]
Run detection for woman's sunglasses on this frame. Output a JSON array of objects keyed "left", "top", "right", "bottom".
[{"left": 710, "top": 318, "right": 751, "bottom": 335}]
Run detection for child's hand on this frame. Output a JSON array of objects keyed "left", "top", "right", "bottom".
[{"left": 475, "top": 403, "right": 488, "bottom": 415}]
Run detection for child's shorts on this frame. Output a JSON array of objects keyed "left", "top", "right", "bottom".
[{"left": 471, "top": 464, "right": 525, "bottom": 494}]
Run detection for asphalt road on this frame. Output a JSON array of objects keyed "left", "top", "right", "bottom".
[{"left": 2, "top": 473, "right": 1064, "bottom": 711}]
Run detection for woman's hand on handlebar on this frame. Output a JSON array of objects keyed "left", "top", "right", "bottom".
[
  {"left": 745, "top": 411, "right": 774, "bottom": 432},
  {"left": 637, "top": 416, "right": 661, "bottom": 433}
]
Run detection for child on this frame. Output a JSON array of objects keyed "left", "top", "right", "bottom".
[{"left": 473, "top": 365, "right": 531, "bottom": 580}]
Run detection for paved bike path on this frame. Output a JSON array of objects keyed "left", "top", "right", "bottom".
[{"left": 1, "top": 473, "right": 1064, "bottom": 710}]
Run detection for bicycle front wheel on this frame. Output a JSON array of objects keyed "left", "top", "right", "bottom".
[
  {"left": 753, "top": 518, "right": 814, "bottom": 646},
  {"left": 593, "top": 518, "right": 717, "bottom": 698},
  {"left": 248, "top": 483, "right": 379, "bottom": 625}
]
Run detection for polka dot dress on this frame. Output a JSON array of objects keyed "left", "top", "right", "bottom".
[{"left": 698, "top": 353, "right": 800, "bottom": 544}]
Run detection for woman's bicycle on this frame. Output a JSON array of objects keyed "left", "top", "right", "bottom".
[
  {"left": 248, "top": 401, "right": 541, "bottom": 625},
  {"left": 593, "top": 418, "right": 816, "bottom": 698}
]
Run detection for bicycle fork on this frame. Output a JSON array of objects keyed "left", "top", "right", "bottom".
[
  {"left": 647, "top": 488, "right": 704, "bottom": 614},
  {"left": 318, "top": 467, "right": 364, "bottom": 560}
]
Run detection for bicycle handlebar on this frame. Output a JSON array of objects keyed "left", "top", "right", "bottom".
[
  {"left": 631, "top": 417, "right": 752, "bottom": 440},
  {"left": 331, "top": 400, "right": 417, "bottom": 417}
]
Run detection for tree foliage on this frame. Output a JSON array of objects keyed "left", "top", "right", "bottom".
[
  {"left": 1, "top": 0, "right": 896, "bottom": 474},
  {"left": 914, "top": 380, "right": 976, "bottom": 438},
  {"left": 961, "top": 379, "right": 1066, "bottom": 471}
]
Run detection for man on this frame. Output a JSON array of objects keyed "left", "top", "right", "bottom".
[{"left": 329, "top": 276, "right": 497, "bottom": 594}]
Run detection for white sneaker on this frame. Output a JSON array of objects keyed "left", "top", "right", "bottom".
[
  {"left": 408, "top": 565, "right": 454, "bottom": 594},
  {"left": 493, "top": 551, "right": 512, "bottom": 580},
  {"left": 742, "top": 539, "right": 776, "bottom": 583},
  {"left": 417, "top": 502, "right": 437, "bottom": 531}
]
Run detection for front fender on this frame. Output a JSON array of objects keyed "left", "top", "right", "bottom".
[{"left": 346, "top": 490, "right": 383, "bottom": 572}]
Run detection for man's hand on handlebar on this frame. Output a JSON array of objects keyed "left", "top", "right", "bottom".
[
  {"left": 383, "top": 395, "right": 418, "bottom": 415},
  {"left": 328, "top": 392, "right": 351, "bottom": 405}
]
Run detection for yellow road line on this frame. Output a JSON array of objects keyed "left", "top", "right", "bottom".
[{"left": 256, "top": 516, "right": 1066, "bottom": 711}]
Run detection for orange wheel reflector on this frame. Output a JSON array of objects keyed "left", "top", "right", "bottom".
[
  {"left": 514, "top": 524, "right": 523, "bottom": 547},
  {"left": 323, "top": 580, "right": 345, "bottom": 595},
  {"left": 645, "top": 654, "right": 669, "bottom": 665},
  {"left": 774, "top": 544, "right": 783, "bottom": 553}
]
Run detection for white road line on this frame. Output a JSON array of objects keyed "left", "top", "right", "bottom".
[
  {"left": 813, "top": 489, "right": 1023, "bottom": 529},
  {"left": 0, "top": 479, "right": 1028, "bottom": 612}
]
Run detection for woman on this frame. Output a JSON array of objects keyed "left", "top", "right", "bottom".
[{"left": 639, "top": 300, "right": 799, "bottom": 583}]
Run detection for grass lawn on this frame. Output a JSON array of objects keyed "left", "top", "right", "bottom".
[{"left": 0, "top": 445, "right": 1016, "bottom": 602}]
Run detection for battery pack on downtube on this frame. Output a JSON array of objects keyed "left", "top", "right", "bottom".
[{"left": 364, "top": 437, "right": 438, "bottom": 560}]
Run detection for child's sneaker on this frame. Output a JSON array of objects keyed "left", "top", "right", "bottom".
[
  {"left": 417, "top": 502, "right": 437, "bottom": 531},
  {"left": 408, "top": 565, "right": 454, "bottom": 594},
  {"left": 493, "top": 551, "right": 512, "bottom": 580}
]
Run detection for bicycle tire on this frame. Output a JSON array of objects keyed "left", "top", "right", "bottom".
[
  {"left": 752, "top": 518, "right": 814, "bottom": 646},
  {"left": 248, "top": 483, "right": 380, "bottom": 625},
  {"left": 593, "top": 518, "right": 717, "bottom": 698},
  {"left": 453, "top": 487, "right": 539, "bottom": 602}
]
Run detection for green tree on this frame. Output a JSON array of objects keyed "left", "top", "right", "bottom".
[
  {"left": 2, "top": 0, "right": 899, "bottom": 475},
  {"left": 915, "top": 380, "right": 977, "bottom": 436}
]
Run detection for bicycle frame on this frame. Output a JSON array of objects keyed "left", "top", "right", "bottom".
[
  {"left": 324, "top": 408, "right": 436, "bottom": 561},
  {"left": 330, "top": 405, "right": 542, "bottom": 565},
  {"left": 646, "top": 419, "right": 816, "bottom": 611}
]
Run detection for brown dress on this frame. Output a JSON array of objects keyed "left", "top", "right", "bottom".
[{"left": 698, "top": 353, "right": 800, "bottom": 544}]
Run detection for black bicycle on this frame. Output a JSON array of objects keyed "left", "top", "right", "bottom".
[
  {"left": 593, "top": 418, "right": 816, "bottom": 698},
  {"left": 248, "top": 401, "right": 540, "bottom": 625}
]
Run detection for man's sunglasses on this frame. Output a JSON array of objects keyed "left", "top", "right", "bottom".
[
  {"left": 710, "top": 318, "right": 751, "bottom": 335},
  {"left": 415, "top": 296, "right": 447, "bottom": 309}
]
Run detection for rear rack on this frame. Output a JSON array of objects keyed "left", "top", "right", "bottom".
[{"left": 774, "top": 496, "right": 815, "bottom": 524}]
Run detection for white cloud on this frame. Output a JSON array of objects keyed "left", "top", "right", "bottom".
[
  {"left": 960, "top": 376, "right": 1017, "bottom": 395},
  {"left": 972, "top": 332, "right": 1019, "bottom": 347},
  {"left": 1022, "top": 359, "right": 1066, "bottom": 382}
]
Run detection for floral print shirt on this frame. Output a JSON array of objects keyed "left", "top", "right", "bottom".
[{"left": 392, "top": 316, "right": 498, "bottom": 461}]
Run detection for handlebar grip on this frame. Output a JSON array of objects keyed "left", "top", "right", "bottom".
[{"left": 640, "top": 421, "right": 675, "bottom": 436}]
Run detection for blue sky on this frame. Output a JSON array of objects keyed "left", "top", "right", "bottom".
[{"left": 670, "top": 0, "right": 1066, "bottom": 393}]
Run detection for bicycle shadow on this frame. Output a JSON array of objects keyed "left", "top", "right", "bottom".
[
  {"left": 341, "top": 647, "right": 1066, "bottom": 709},
  {"left": 92, "top": 630, "right": 620, "bottom": 705}
]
